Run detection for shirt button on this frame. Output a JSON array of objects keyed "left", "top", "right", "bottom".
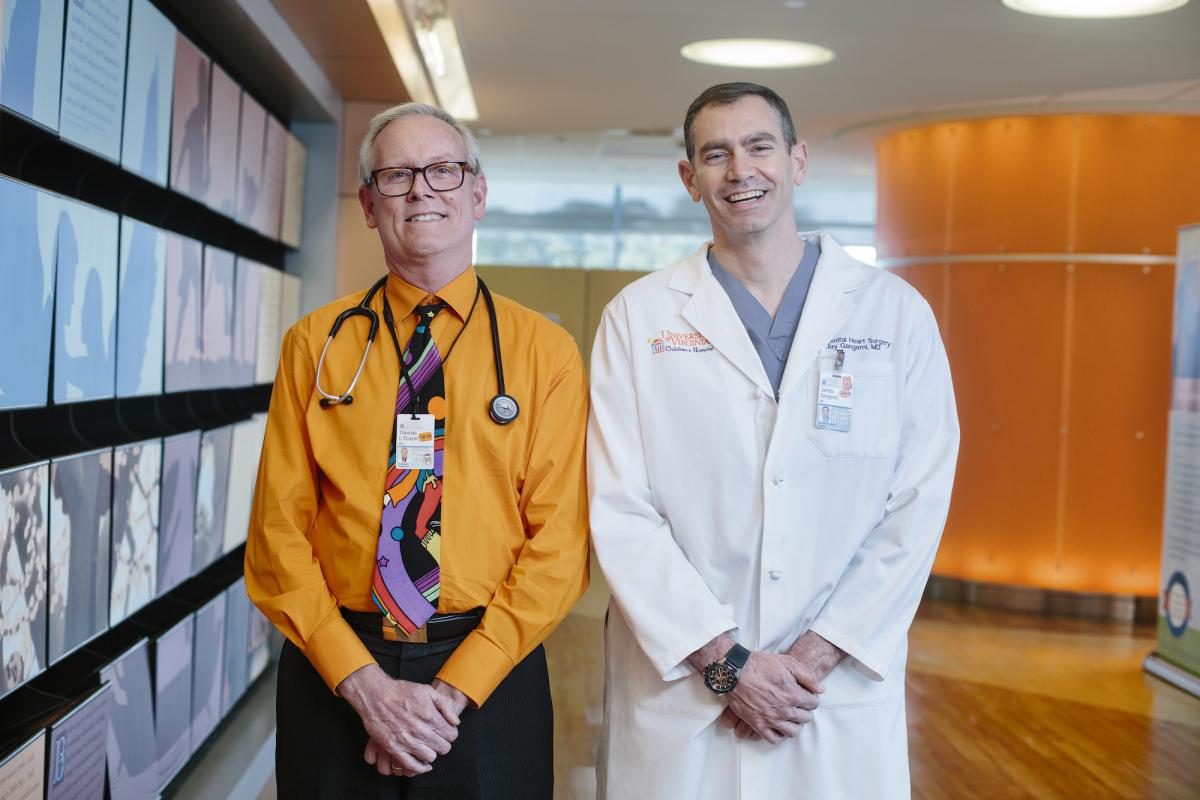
[
  {"left": 772, "top": 473, "right": 785, "bottom": 485},
  {"left": 769, "top": 569, "right": 783, "bottom": 580}
]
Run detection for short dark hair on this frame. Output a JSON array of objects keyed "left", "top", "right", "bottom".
[{"left": 683, "top": 82, "right": 797, "bottom": 161}]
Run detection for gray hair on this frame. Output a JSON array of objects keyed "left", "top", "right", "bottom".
[{"left": 357, "top": 102, "right": 483, "bottom": 186}]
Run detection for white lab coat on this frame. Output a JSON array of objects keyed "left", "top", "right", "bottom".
[{"left": 588, "top": 234, "right": 959, "bottom": 800}]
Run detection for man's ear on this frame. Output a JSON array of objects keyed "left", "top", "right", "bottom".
[
  {"left": 472, "top": 172, "right": 488, "bottom": 221},
  {"left": 358, "top": 184, "right": 378, "bottom": 229},
  {"left": 791, "top": 141, "right": 809, "bottom": 189},
  {"left": 678, "top": 158, "right": 701, "bottom": 202}
]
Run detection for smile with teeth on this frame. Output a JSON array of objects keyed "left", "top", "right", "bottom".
[
  {"left": 726, "top": 190, "right": 765, "bottom": 204},
  {"left": 407, "top": 213, "right": 446, "bottom": 222}
]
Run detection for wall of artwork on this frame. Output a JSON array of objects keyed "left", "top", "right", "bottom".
[{"left": 0, "top": 1, "right": 317, "bottom": 794}]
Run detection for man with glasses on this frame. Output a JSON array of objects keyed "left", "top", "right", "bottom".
[{"left": 246, "top": 103, "right": 589, "bottom": 798}]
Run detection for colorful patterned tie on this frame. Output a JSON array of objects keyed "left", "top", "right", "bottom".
[{"left": 372, "top": 299, "right": 447, "bottom": 634}]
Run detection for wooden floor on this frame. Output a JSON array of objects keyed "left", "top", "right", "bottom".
[{"left": 543, "top": 585, "right": 1200, "bottom": 799}]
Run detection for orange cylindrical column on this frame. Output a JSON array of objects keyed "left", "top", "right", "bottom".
[{"left": 876, "top": 115, "right": 1200, "bottom": 596}]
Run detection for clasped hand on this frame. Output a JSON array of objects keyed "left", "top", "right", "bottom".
[
  {"left": 339, "top": 666, "right": 469, "bottom": 777},
  {"left": 720, "top": 651, "right": 823, "bottom": 744}
]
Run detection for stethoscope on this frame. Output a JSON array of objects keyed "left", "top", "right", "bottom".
[{"left": 315, "top": 274, "right": 520, "bottom": 425}]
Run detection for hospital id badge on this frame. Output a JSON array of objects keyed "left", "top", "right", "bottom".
[
  {"left": 395, "top": 413, "right": 435, "bottom": 469},
  {"left": 815, "top": 372, "right": 854, "bottom": 433}
]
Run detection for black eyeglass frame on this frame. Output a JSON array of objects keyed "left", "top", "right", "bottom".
[{"left": 367, "top": 161, "right": 475, "bottom": 197}]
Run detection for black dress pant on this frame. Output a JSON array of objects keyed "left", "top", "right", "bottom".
[{"left": 275, "top": 628, "right": 553, "bottom": 799}]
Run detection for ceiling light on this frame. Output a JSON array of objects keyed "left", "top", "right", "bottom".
[
  {"left": 366, "top": 0, "right": 479, "bottom": 121},
  {"left": 405, "top": 0, "right": 478, "bottom": 121},
  {"left": 680, "top": 39, "right": 835, "bottom": 69},
  {"left": 1001, "top": 0, "right": 1189, "bottom": 18}
]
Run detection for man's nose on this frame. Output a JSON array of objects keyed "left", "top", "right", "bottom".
[
  {"left": 407, "top": 170, "right": 435, "bottom": 198},
  {"left": 725, "top": 152, "right": 754, "bottom": 182}
]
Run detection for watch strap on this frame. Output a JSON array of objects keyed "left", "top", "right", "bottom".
[{"left": 723, "top": 642, "right": 750, "bottom": 672}]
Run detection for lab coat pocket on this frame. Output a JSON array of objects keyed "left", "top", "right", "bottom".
[
  {"left": 817, "top": 659, "right": 897, "bottom": 709},
  {"left": 628, "top": 638, "right": 724, "bottom": 721},
  {"left": 806, "top": 357, "right": 898, "bottom": 459}
]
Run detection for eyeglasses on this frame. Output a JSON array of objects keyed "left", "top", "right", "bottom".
[{"left": 368, "top": 161, "right": 474, "bottom": 197}]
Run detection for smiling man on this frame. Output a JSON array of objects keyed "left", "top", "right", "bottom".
[
  {"left": 588, "top": 83, "right": 960, "bottom": 797},
  {"left": 245, "top": 103, "right": 589, "bottom": 798}
]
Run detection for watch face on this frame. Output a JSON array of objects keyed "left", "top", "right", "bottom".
[{"left": 704, "top": 662, "right": 738, "bottom": 694}]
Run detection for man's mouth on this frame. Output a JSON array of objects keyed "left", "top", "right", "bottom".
[
  {"left": 725, "top": 190, "right": 766, "bottom": 204},
  {"left": 406, "top": 213, "right": 446, "bottom": 222}
]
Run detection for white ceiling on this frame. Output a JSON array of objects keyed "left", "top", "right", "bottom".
[{"left": 273, "top": 0, "right": 1200, "bottom": 231}]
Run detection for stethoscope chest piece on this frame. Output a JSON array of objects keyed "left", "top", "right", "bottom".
[{"left": 489, "top": 394, "right": 520, "bottom": 425}]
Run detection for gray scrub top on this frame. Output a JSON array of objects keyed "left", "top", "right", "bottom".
[{"left": 708, "top": 237, "right": 821, "bottom": 398}]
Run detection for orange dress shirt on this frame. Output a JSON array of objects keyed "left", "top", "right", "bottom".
[{"left": 244, "top": 266, "right": 589, "bottom": 706}]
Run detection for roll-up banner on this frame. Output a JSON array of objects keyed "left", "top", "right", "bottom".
[{"left": 1146, "top": 224, "right": 1200, "bottom": 697}]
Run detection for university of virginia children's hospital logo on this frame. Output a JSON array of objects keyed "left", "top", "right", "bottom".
[{"left": 648, "top": 330, "right": 714, "bottom": 354}]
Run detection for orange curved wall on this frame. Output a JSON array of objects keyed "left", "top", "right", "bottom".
[{"left": 876, "top": 115, "right": 1200, "bottom": 595}]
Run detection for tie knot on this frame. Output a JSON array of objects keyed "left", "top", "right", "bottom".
[{"left": 414, "top": 299, "right": 447, "bottom": 321}]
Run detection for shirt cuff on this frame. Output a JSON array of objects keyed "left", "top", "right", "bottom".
[
  {"left": 435, "top": 630, "right": 515, "bottom": 708},
  {"left": 304, "top": 613, "right": 376, "bottom": 694}
]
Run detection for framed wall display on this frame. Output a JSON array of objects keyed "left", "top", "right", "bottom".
[
  {"left": 189, "top": 592, "right": 225, "bottom": 750},
  {"left": 0, "top": 730, "right": 44, "bottom": 799},
  {"left": 221, "top": 577, "right": 250, "bottom": 715},
  {"left": 280, "top": 132, "right": 307, "bottom": 248},
  {"left": 193, "top": 425, "right": 231, "bottom": 571},
  {"left": 246, "top": 606, "right": 272, "bottom": 684},
  {"left": 109, "top": 439, "right": 162, "bottom": 626},
  {"left": 222, "top": 415, "right": 266, "bottom": 554},
  {"left": 0, "top": 461, "right": 49, "bottom": 700},
  {"left": 157, "top": 432, "right": 199, "bottom": 596},
  {"left": 204, "top": 64, "right": 239, "bottom": 217},
  {"left": 116, "top": 217, "right": 166, "bottom": 397},
  {"left": 257, "top": 115, "right": 287, "bottom": 240},
  {"left": 231, "top": 258, "right": 263, "bottom": 387},
  {"left": 163, "top": 233, "right": 204, "bottom": 392},
  {"left": 0, "top": 176, "right": 58, "bottom": 410},
  {"left": 99, "top": 640, "right": 159, "bottom": 800},
  {"left": 52, "top": 197, "right": 119, "bottom": 404},
  {"left": 153, "top": 615, "right": 193, "bottom": 788},
  {"left": 58, "top": 0, "right": 130, "bottom": 162},
  {"left": 254, "top": 267, "right": 283, "bottom": 385},
  {"left": 0, "top": 0, "right": 65, "bottom": 130},
  {"left": 280, "top": 272, "right": 304, "bottom": 333},
  {"left": 234, "top": 92, "right": 266, "bottom": 230},
  {"left": 120, "top": 0, "right": 175, "bottom": 186},
  {"left": 44, "top": 684, "right": 110, "bottom": 800},
  {"left": 168, "top": 32, "right": 209, "bottom": 202},
  {"left": 201, "top": 246, "right": 236, "bottom": 388},
  {"left": 48, "top": 448, "right": 113, "bottom": 664}
]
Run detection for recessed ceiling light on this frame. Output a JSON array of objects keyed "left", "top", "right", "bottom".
[
  {"left": 681, "top": 39, "right": 835, "bottom": 69},
  {"left": 1001, "top": 0, "right": 1189, "bottom": 19}
]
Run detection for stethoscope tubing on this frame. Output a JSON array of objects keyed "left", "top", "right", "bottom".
[{"left": 314, "top": 274, "right": 516, "bottom": 423}]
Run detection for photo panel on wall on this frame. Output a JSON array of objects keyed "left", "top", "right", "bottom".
[
  {"left": 53, "top": 197, "right": 118, "bottom": 405},
  {"left": 120, "top": 0, "right": 176, "bottom": 186},
  {"left": 109, "top": 439, "right": 162, "bottom": 627},
  {"left": 0, "top": 0, "right": 65, "bottom": 131},
  {"left": 48, "top": 447, "right": 112, "bottom": 665},
  {"left": 116, "top": 217, "right": 166, "bottom": 398},
  {"left": 0, "top": 175, "right": 58, "bottom": 411},
  {"left": 0, "top": 461, "right": 49, "bottom": 701}
]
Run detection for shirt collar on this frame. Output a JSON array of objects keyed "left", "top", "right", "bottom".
[{"left": 384, "top": 265, "right": 479, "bottom": 321}]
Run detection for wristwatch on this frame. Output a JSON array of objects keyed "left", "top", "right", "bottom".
[{"left": 702, "top": 643, "right": 751, "bottom": 694}]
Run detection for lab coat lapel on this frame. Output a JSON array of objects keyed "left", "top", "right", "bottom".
[
  {"left": 673, "top": 247, "right": 773, "bottom": 396},
  {"left": 778, "top": 233, "right": 870, "bottom": 400}
]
